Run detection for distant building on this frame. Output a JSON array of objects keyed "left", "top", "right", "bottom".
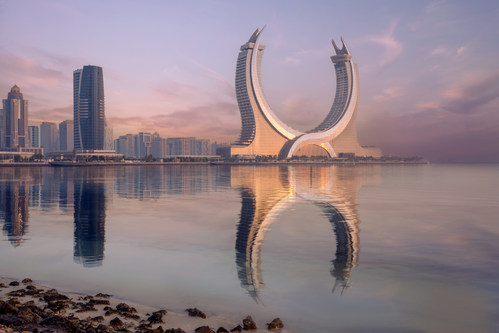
[
  {"left": 0, "top": 108, "right": 3, "bottom": 148},
  {"left": 74, "top": 65, "right": 105, "bottom": 150},
  {"left": 2, "top": 85, "right": 28, "bottom": 149},
  {"left": 28, "top": 126, "right": 39, "bottom": 148},
  {"left": 59, "top": 120, "right": 74, "bottom": 152},
  {"left": 114, "top": 134, "right": 135, "bottom": 158},
  {"left": 151, "top": 132, "right": 167, "bottom": 158},
  {"left": 135, "top": 132, "right": 151, "bottom": 158},
  {"left": 40, "top": 122, "right": 58, "bottom": 155},
  {"left": 104, "top": 123, "right": 114, "bottom": 150}
]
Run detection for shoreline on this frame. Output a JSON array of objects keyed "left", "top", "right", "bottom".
[
  {"left": 0, "top": 160, "right": 429, "bottom": 168},
  {"left": 0, "top": 277, "right": 284, "bottom": 333}
]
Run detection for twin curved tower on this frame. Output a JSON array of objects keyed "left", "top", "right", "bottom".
[{"left": 230, "top": 27, "right": 381, "bottom": 158}]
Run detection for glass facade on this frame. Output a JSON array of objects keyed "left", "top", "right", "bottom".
[{"left": 74, "top": 66, "right": 105, "bottom": 150}]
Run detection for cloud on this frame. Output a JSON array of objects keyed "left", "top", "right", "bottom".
[
  {"left": 430, "top": 45, "right": 467, "bottom": 57},
  {"left": 107, "top": 100, "right": 240, "bottom": 141},
  {"left": 364, "top": 21, "right": 403, "bottom": 69},
  {"left": 360, "top": 73, "right": 499, "bottom": 162},
  {"left": 0, "top": 52, "right": 67, "bottom": 89},
  {"left": 373, "top": 86, "right": 403, "bottom": 103},
  {"left": 29, "top": 106, "right": 73, "bottom": 124}
]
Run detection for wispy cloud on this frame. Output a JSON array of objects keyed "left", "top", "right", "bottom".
[
  {"left": 364, "top": 21, "right": 403, "bottom": 69},
  {"left": 108, "top": 100, "right": 240, "bottom": 141},
  {"left": 373, "top": 86, "right": 403, "bottom": 103}
]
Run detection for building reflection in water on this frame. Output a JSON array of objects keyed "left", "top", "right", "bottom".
[
  {"left": 0, "top": 168, "right": 40, "bottom": 246},
  {"left": 73, "top": 169, "right": 106, "bottom": 267},
  {"left": 233, "top": 166, "right": 362, "bottom": 301}
]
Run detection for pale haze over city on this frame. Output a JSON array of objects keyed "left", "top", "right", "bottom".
[{"left": 1, "top": 1, "right": 498, "bottom": 162}]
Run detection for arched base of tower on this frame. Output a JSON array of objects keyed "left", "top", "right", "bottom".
[{"left": 294, "top": 144, "right": 331, "bottom": 158}]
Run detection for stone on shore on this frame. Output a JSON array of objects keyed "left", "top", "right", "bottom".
[
  {"left": 21, "top": 278, "right": 33, "bottom": 285},
  {"left": 164, "top": 329, "right": 186, "bottom": 333},
  {"left": 267, "top": 317, "right": 284, "bottom": 330},
  {"left": 230, "top": 325, "right": 242, "bottom": 332},
  {"left": 148, "top": 309, "right": 167, "bottom": 324},
  {"left": 217, "top": 327, "right": 229, "bottom": 333},
  {"left": 242, "top": 316, "right": 257, "bottom": 330},
  {"left": 195, "top": 326, "right": 215, "bottom": 333},
  {"left": 186, "top": 307, "right": 207, "bottom": 319},
  {"left": 109, "top": 316, "right": 124, "bottom": 329}
]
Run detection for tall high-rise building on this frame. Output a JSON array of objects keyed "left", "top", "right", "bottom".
[
  {"left": 28, "top": 126, "right": 39, "bottom": 148},
  {"left": 59, "top": 120, "right": 74, "bottom": 152},
  {"left": 73, "top": 65, "right": 105, "bottom": 150},
  {"left": 104, "top": 123, "right": 114, "bottom": 150},
  {"left": 151, "top": 132, "right": 167, "bottom": 158},
  {"left": 2, "top": 85, "right": 28, "bottom": 149},
  {"left": 40, "top": 122, "right": 58, "bottom": 155},
  {"left": 134, "top": 132, "right": 152, "bottom": 158},
  {"left": 230, "top": 28, "right": 381, "bottom": 158},
  {"left": 114, "top": 134, "right": 135, "bottom": 158}
]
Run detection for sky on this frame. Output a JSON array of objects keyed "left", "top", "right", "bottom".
[{"left": 1, "top": 0, "right": 498, "bottom": 162}]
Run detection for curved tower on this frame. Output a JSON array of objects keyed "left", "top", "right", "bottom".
[{"left": 231, "top": 28, "right": 381, "bottom": 158}]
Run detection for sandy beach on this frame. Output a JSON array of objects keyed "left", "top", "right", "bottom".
[{"left": 0, "top": 277, "right": 284, "bottom": 333}]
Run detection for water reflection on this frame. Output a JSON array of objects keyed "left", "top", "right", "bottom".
[
  {"left": 0, "top": 170, "right": 30, "bottom": 246},
  {"left": 73, "top": 170, "right": 106, "bottom": 267},
  {"left": 233, "top": 166, "right": 361, "bottom": 300},
  {"left": 0, "top": 165, "right": 362, "bottom": 286}
]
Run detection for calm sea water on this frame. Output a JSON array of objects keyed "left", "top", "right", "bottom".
[{"left": 0, "top": 164, "right": 498, "bottom": 332}]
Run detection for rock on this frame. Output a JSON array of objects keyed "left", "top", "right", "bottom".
[
  {"left": 0, "top": 315, "right": 29, "bottom": 326},
  {"left": 116, "top": 302, "right": 137, "bottom": 313},
  {"left": 242, "top": 316, "right": 257, "bottom": 330},
  {"left": 89, "top": 299, "right": 110, "bottom": 305},
  {"left": 95, "top": 293, "right": 111, "bottom": 298},
  {"left": 109, "top": 316, "right": 124, "bottom": 329},
  {"left": 86, "top": 327, "right": 97, "bottom": 333},
  {"left": 8, "top": 281, "right": 19, "bottom": 286},
  {"left": 121, "top": 312, "right": 141, "bottom": 320},
  {"left": 96, "top": 324, "right": 113, "bottom": 333},
  {"left": 217, "top": 327, "right": 229, "bottom": 333},
  {"left": 186, "top": 307, "right": 207, "bottom": 319},
  {"left": 164, "top": 329, "right": 186, "bottom": 333},
  {"left": 195, "top": 326, "right": 215, "bottom": 333},
  {"left": 17, "top": 307, "right": 42, "bottom": 323},
  {"left": 91, "top": 315, "right": 105, "bottom": 324},
  {"left": 147, "top": 310, "right": 166, "bottom": 324},
  {"left": 267, "top": 318, "right": 284, "bottom": 330},
  {"left": 39, "top": 315, "right": 78, "bottom": 332},
  {"left": 75, "top": 302, "right": 97, "bottom": 313},
  {"left": 21, "top": 278, "right": 33, "bottom": 285},
  {"left": 7, "top": 289, "right": 26, "bottom": 297},
  {"left": 0, "top": 302, "right": 18, "bottom": 314},
  {"left": 26, "top": 285, "right": 36, "bottom": 290},
  {"left": 43, "top": 292, "right": 70, "bottom": 303},
  {"left": 230, "top": 325, "right": 242, "bottom": 332},
  {"left": 0, "top": 283, "right": 6, "bottom": 288}
]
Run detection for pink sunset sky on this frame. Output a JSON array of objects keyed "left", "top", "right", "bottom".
[{"left": 1, "top": 0, "right": 498, "bottom": 162}]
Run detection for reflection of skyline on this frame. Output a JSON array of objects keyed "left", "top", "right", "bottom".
[
  {"left": 0, "top": 179, "right": 29, "bottom": 247},
  {"left": 73, "top": 169, "right": 107, "bottom": 267},
  {"left": 233, "top": 166, "right": 363, "bottom": 301}
]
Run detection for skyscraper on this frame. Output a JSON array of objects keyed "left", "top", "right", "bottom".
[
  {"left": 59, "top": 120, "right": 74, "bottom": 152},
  {"left": 40, "top": 122, "right": 58, "bottom": 155},
  {"left": 28, "top": 126, "right": 39, "bottom": 148},
  {"left": 230, "top": 28, "right": 381, "bottom": 158},
  {"left": 2, "top": 85, "right": 28, "bottom": 149},
  {"left": 73, "top": 65, "right": 105, "bottom": 150}
]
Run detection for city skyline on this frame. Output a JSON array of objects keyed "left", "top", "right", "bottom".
[{"left": 1, "top": 1, "right": 498, "bottom": 162}]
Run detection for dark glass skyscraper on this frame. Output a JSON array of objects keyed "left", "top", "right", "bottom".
[{"left": 73, "top": 65, "right": 105, "bottom": 150}]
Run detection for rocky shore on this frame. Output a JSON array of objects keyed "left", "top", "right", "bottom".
[{"left": 0, "top": 278, "right": 284, "bottom": 333}]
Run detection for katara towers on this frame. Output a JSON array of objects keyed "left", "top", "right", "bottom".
[{"left": 231, "top": 27, "right": 381, "bottom": 158}]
